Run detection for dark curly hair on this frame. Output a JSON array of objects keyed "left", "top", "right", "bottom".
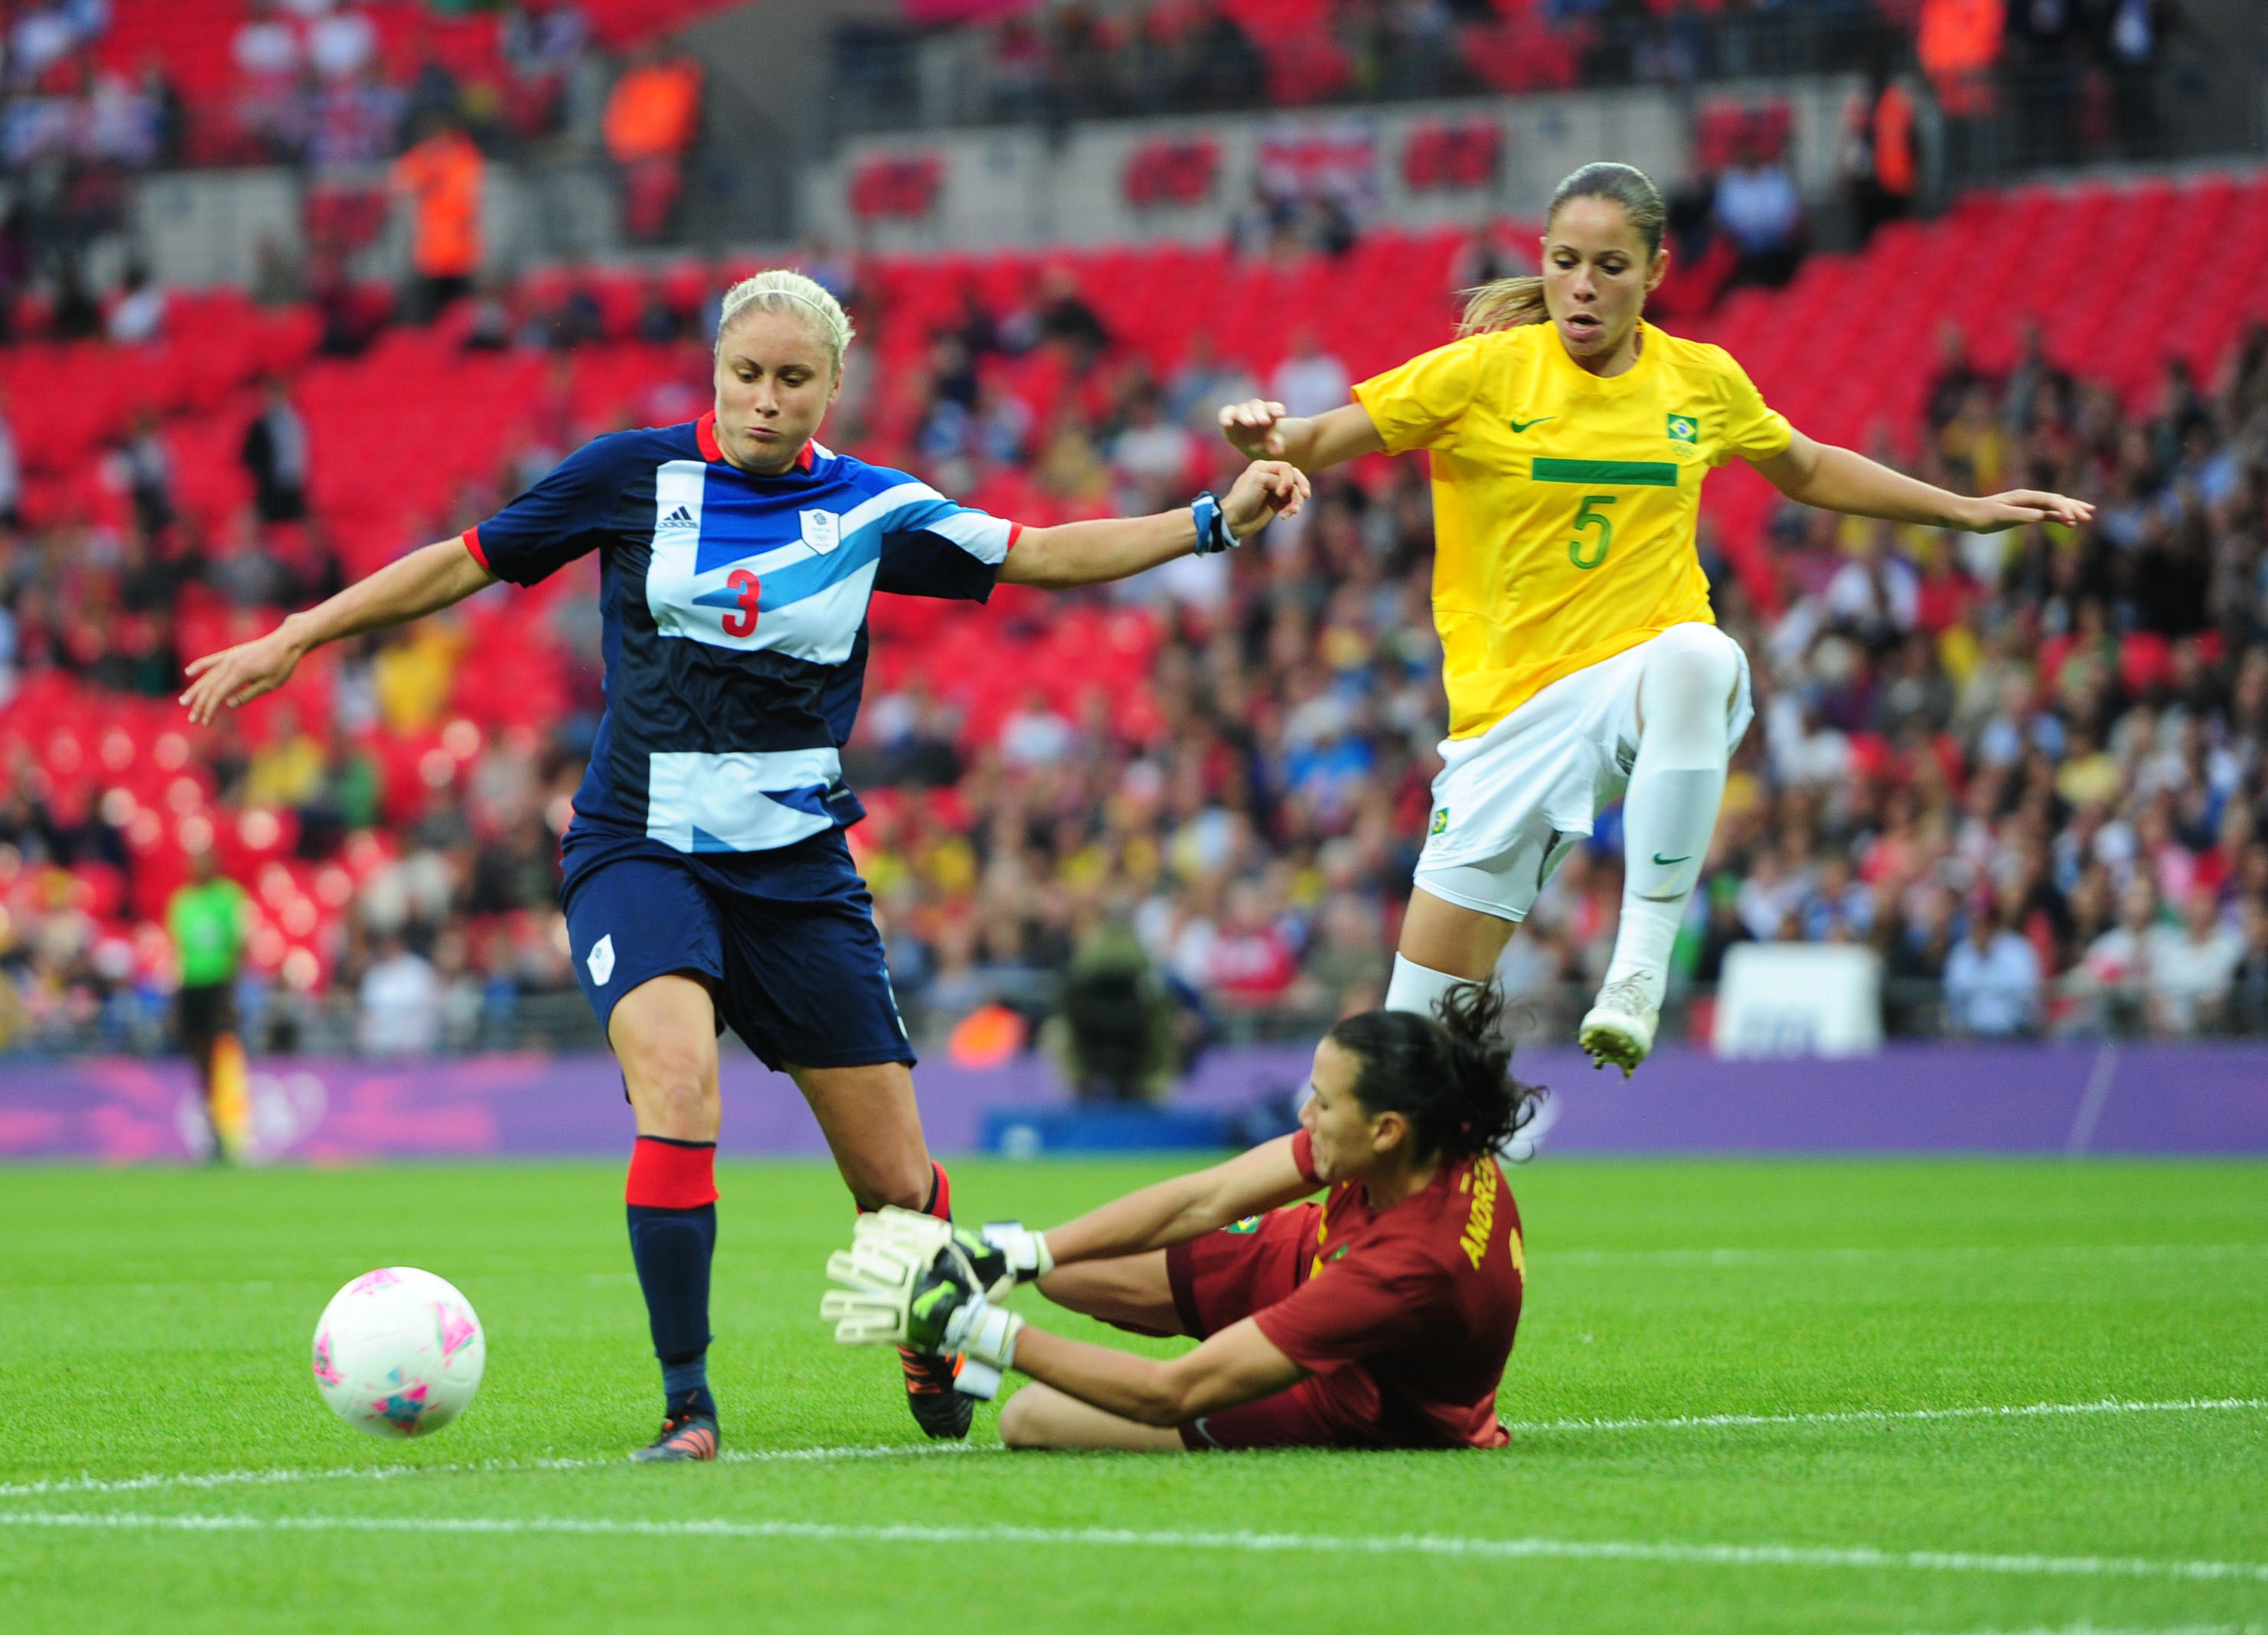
[{"left": 1326, "top": 981, "right": 1545, "bottom": 1162}]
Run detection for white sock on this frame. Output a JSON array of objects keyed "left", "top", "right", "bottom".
[
  {"left": 1385, "top": 955, "right": 1467, "bottom": 1019},
  {"left": 1601, "top": 895, "right": 1683, "bottom": 1007},
  {"left": 1602, "top": 640, "right": 1737, "bottom": 1007},
  {"left": 1621, "top": 763, "right": 1722, "bottom": 906}
]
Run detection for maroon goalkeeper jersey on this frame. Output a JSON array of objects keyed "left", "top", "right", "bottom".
[{"left": 1248, "top": 1128, "right": 1526, "bottom": 1448}]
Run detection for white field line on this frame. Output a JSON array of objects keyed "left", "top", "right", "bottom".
[
  {"left": 0, "top": 1441, "right": 994, "bottom": 1500},
  {"left": 1500, "top": 1395, "right": 2268, "bottom": 1436},
  {"left": 5, "top": 1395, "right": 2258, "bottom": 1503},
  {"left": 1542, "top": 1242, "right": 2268, "bottom": 1269},
  {"left": 2, "top": 1510, "right": 2266, "bottom": 1584},
  {"left": 1885, "top": 1625, "right": 2266, "bottom": 1635}
]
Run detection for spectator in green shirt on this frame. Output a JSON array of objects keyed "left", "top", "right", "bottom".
[{"left": 167, "top": 849, "right": 250, "bottom": 1161}]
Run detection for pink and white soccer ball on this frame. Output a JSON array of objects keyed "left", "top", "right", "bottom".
[{"left": 311, "top": 1267, "right": 485, "bottom": 1438}]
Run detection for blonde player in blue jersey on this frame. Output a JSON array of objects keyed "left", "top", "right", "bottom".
[
  {"left": 1222, "top": 162, "right": 2091, "bottom": 1079},
  {"left": 181, "top": 269, "right": 1308, "bottom": 1459}
]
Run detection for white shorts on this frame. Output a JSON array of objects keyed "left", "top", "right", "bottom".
[{"left": 1412, "top": 622, "right": 1753, "bottom": 923}]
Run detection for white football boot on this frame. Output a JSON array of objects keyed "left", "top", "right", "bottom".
[{"left": 1578, "top": 975, "right": 1661, "bottom": 1079}]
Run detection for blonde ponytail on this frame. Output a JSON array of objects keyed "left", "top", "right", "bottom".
[
  {"left": 1457, "top": 276, "right": 1548, "bottom": 336},
  {"left": 714, "top": 269, "right": 856, "bottom": 377}
]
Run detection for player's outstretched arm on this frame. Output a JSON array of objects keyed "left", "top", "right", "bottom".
[
  {"left": 1039, "top": 1132, "right": 1317, "bottom": 1267},
  {"left": 950, "top": 1133, "right": 1317, "bottom": 1297},
  {"left": 819, "top": 1216, "right": 1304, "bottom": 1426},
  {"left": 1010, "top": 1317, "right": 1305, "bottom": 1428},
  {"left": 1216, "top": 399, "right": 1383, "bottom": 473},
  {"left": 998, "top": 459, "right": 1309, "bottom": 589},
  {"left": 180, "top": 537, "right": 498, "bottom": 723},
  {"left": 1747, "top": 429, "right": 2095, "bottom": 534}
]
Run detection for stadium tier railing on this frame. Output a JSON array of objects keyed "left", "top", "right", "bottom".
[
  {"left": 822, "top": 10, "right": 2264, "bottom": 196},
  {"left": 1942, "top": 57, "right": 2268, "bottom": 191},
  {"left": 824, "top": 10, "right": 1913, "bottom": 139}
]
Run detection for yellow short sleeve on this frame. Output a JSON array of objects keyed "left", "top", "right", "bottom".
[
  {"left": 1352, "top": 339, "right": 1479, "bottom": 456},
  {"left": 1708, "top": 346, "right": 1793, "bottom": 468}
]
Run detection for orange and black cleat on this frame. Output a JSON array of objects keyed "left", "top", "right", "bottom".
[
  {"left": 631, "top": 1408, "right": 720, "bottom": 1463},
  {"left": 897, "top": 1345, "right": 973, "bottom": 1439}
]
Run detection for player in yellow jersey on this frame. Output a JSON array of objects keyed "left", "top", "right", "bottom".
[{"left": 1221, "top": 162, "right": 2091, "bottom": 1084}]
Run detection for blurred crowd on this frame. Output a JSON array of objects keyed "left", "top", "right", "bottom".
[
  {"left": 219, "top": 0, "right": 599, "bottom": 166},
  {"left": 1702, "top": 317, "right": 2268, "bottom": 1040},
  {"left": 5, "top": 234, "right": 2268, "bottom": 1066},
  {"left": 0, "top": 0, "right": 705, "bottom": 348},
  {"left": 885, "top": 0, "right": 1911, "bottom": 126},
  {"left": 0, "top": 0, "right": 599, "bottom": 175}
]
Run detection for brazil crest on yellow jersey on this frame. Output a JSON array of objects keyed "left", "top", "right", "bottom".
[{"left": 1353, "top": 319, "right": 1791, "bottom": 739}]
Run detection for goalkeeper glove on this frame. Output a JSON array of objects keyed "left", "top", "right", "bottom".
[
  {"left": 939, "top": 1294, "right": 1025, "bottom": 1402},
  {"left": 955, "top": 1222, "right": 1054, "bottom": 1299},
  {"left": 819, "top": 1208, "right": 1030, "bottom": 1401},
  {"left": 820, "top": 1207, "right": 980, "bottom": 1349}
]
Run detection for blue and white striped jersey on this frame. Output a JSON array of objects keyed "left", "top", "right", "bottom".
[{"left": 466, "top": 412, "right": 1016, "bottom": 853}]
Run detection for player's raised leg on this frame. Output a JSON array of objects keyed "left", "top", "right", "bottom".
[
  {"left": 791, "top": 1059, "right": 968, "bottom": 1438},
  {"left": 1582, "top": 626, "right": 1742, "bottom": 1075},
  {"left": 1389, "top": 861, "right": 1551, "bottom": 1157},
  {"left": 1388, "top": 889, "right": 1518, "bottom": 1010},
  {"left": 610, "top": 972, "right": 726, "bottom": 1462}
]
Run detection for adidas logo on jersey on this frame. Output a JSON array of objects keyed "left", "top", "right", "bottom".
[{"left": 659, "top": 504, "right": 697, "bottom": 530}]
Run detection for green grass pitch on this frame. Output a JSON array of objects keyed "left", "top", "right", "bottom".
[{"left": 2, "top": 1156, "right": 2264, "bottom": 1635}]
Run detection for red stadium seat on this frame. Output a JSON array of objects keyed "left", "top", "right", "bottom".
[{"left": 1458, "top": 18, "right": 1583, "bottom": 92}]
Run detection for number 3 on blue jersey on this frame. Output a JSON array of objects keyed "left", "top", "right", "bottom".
[{"left": 718, "top": 569, "right": 759, "bottom": 638}]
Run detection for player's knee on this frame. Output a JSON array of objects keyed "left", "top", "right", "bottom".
[
  {"left": 1640, "top": 639, "right": 1740, "bottom": 751},
  {"left": 640, "top": 1083, "right": 716, "bottom": 1143},
  {"left": 621, "top": 1044, "right": 716, "bottom": 1140},
  {"left": 1650, "top": 634, "right": 1740, "bottom": 714},
  {"left": 997, "top": 1387, "right": 1053, "bottom": 1450}
]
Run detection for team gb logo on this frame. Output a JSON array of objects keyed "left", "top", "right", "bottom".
[{"left": 801, "top": 511, "right": 840, "bottom": 554}]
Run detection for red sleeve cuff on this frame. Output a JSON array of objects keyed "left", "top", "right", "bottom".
[
  {"left": 462, "top": 527, "right": 491, "bottom": 572},
  {"left": 1003, "top": 522, "right": 1023, "bottom": 553},
  {"left": 1291, "top": 1127, "right": 1320, "bottom": 1185}
]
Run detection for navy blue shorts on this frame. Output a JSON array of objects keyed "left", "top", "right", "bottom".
[{"left": 559, "top": 824, "right": 914, "bottom": 1073}]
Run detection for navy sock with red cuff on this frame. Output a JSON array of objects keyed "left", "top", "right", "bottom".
[{"left": 626, "top": 1136, "right": 719, "bottom": 1421}]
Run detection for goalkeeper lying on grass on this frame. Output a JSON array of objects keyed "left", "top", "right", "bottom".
[{"left": 824, "top": 985, "right": 1543, "bottom": 1451}]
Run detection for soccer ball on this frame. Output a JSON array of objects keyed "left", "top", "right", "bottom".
[{"left": 311, "top": 1267, "right": 486, "bottom": 1438}]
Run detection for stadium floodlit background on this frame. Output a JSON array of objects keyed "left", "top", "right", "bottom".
[{"left": 1, "top": 2, "right": 2266, "bottom": 1632}]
